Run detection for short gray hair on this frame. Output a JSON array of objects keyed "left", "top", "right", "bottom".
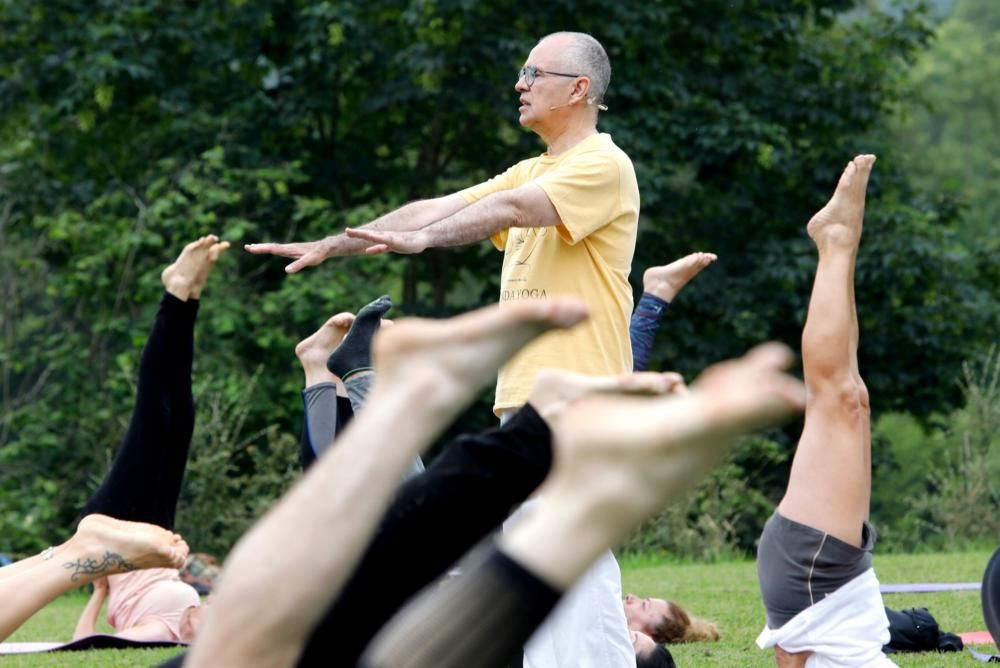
[{"left": 542, "top": 32, "right": 611, "bottom": 107}]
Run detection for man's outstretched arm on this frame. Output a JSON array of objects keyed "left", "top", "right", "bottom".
[
  {"left": 245, "top": 193, "right": 469, "bottom": 273},
  {"left": 346, "top": 183, "right": 561, "bottom": 255}
]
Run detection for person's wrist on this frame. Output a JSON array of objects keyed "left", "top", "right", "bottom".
[{"left": 322, "top": 235, "right": 345, "bottom": 257}]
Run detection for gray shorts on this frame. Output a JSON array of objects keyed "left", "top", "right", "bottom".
[{"left": 757, "top": 511, "right": 876, "bottom": 629}]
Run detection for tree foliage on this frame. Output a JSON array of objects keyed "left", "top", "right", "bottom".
[
  {"left": 1, "top": 0, "right": 996, "bottom": 554},
  {"left": 891, "top": 0, "right": 1000, "bottom": 240}
]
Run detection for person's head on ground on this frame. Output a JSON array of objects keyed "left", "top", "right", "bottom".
[
  {"left": 515, "top": 32, "right": 610, "bottom": 141},
  {"left": 623, "top": 593, "right": 720, "bottom": 644},
  {"left": 632, "top": 631, "right": 676, "bottom": 668}
]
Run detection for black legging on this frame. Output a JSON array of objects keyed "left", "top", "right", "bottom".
[{"left": 81, "top": 293, "right": 198, "bottom": 531}]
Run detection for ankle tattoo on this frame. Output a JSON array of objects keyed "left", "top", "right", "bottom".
[{"left": 63, "top": 552, "right": 136, "bottom": 581}]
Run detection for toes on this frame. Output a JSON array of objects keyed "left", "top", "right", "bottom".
[
  {"left": 543, "top": 298, "right": 590, "bottom": 328},
  {"left": 839, "top": 161, "right": 857, "bottom": 188},
  {"left": 207, "top": 241, "right": 231, "bottom": 261},
  {"left": 330, "top": 313, "right": 355, "bottom": 329},
  {"left": 661, "top": 372, "right": 689, "bottom": 395},
  {"left": 854, "top": 154, "right": 876, "bottom": 176},
  {"left": 743, "top": 342, "right": 795, "bottom": 371}
]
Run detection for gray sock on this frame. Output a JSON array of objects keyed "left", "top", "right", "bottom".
[{"left": 327, "top": 295, "right": 392, "bottom": 378}]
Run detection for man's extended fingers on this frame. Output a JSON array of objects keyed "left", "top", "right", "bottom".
[
  {"left": 365, "top": 244, "right": 390, "bottom": 255},
  {"left": 245, "top": 242, "right": 304, "bottom": 258},
  {"left": 285, "top": 250, "right": 326, "bottom": 273}
]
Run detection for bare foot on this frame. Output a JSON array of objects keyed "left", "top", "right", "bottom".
[
  {"left": 69, "top": 515, "right": 189, "bottom": 581},
  {"left": 528, "top": 368, "right": 687, "bottom": 421},
  {"left": 546, "top": 343, "right": 805, "bottom": 521},
  {"left": 642, "top": 252, "right": 718, "bottom": 302},
  {"left": 297, "top": 313, "right": 355, "bottom": 386},
  {"left": 806, "top": 155, "right": 876, "bottom": 250},
  {"left": 190, "top": 240, "right": 231, "bottom": 299},
  {"left": 372, "top": 299, "right": 589, "bottom": 412},
  {"left": 161, "top": 236, "right": 218, "bottom": 301}
]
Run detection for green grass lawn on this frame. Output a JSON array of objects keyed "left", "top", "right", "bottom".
[
  {"left": 621, "top": 549, "right": 996, "bottom": 667},
  {"left": 3, "top": 550, "right": 996, "bottom": 666},
  {"left": 3, "top": 594, "right": 184, "bottom": 667}
]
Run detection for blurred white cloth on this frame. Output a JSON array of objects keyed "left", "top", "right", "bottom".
[
  {"left": 757, "top": 568, "right": 896, "bottom": 667},
  {"left": 506, "top": 499, "right": 635, "bottom": 668}
]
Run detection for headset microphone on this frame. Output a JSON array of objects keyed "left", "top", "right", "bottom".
[{"left": 547, "top": 100, "right": 609, "bottom": 111}]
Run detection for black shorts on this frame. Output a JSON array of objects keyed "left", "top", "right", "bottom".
[{"left": 757, "top": 511, "right": 875, "bottom": 628}]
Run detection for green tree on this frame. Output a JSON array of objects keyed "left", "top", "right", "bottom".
[
  {"left": 892, "top": 0, "right": 1000, "bottom": 240},
  {"left": 1, "top": 0, "right": 995, "bottom": 554}
]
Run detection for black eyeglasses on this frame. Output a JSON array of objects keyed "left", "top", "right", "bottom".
[{"left": 517, "top": 65, "right": 580, "bottom": 89}]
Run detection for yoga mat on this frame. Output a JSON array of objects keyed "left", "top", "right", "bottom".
[
  {"left": 880, "top": 582, "right": 980, "bottom": 593},
  {"left": 0, "top": 635, "right": 185, "bottom": 654},
  {"left": 969, "top": 648, "right": 1000, "bottom": 663},
  {"left": 962, "top": 631, "right": 997, "bottom": 645}
]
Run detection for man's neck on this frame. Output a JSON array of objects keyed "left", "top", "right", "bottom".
[{"left": 539, "top": 120, "right": 599, "bottom": 156}]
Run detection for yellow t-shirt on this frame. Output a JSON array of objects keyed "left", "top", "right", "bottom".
[{"left": 460, "top": 133, "right": 639, "bottom": 413}]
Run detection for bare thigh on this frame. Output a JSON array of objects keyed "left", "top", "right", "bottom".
[{"left": 777, "top": 389, "right": 870, "bottom": 547}]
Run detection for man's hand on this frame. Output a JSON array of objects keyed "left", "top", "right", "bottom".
[
  {"left": 345, "top": 228, "right": 430, "bottom": 255},
  {"left": 244, "top": 238, "right": 336, "bottom": 274}
]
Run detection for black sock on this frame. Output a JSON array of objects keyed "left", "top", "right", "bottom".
[{"left": 327, "top": 295, "right": 392, "bottom": 379}]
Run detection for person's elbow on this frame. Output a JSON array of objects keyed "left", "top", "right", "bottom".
[{"left": 505, "top": 185, "right": 561, "bottom": 229}]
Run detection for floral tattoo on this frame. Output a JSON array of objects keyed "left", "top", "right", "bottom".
[{"left": 63, "top": 552, "right": 135, "bottom": 582}]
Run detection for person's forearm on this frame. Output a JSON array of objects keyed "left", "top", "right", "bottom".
[
  {"left": 72, "top": 589, "right": 105, "bottom": 640},
  {"left": 327, "top": 197, "right": 464, "bottom": 255},
  {"left": 367, "top": 198, "right": 455, "bottom": 233},
  {"left": 419, "top": 191, "right": 529, "bottom": 249}
]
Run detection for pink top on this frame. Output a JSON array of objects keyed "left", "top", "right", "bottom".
[{"left": 107, "top": 568, "right": 200, "bottom": 641}]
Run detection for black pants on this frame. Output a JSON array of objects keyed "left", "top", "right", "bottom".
[
  {"left": 81, "top": 293, "right": 198, "bottom": 531},
  {"left": 295, "top": 405, "right": 552, "bottom": 667}
]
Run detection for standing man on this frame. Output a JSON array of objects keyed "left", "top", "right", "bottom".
[
  {"left": 248, "top": 32, "right": 639, "bottom": 667},
  {"left": 247, "top": 31, "right": 639, "bottom": 417}
]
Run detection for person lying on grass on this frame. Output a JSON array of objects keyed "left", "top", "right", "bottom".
[
  {"left": 172, "top": 294, "right": 803, "bottom": 667},
  {"left": 68, "top": 237, "right": 228, "bottom": 643},
  {"left": 0, "top": 236, "right": 230, "bottom": 643},
  {"left": 754, "top": 155, "right": 895, "bottom": 667},
  {"left": 293, "top": 289, "right": 720, "bottom": 668}
]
